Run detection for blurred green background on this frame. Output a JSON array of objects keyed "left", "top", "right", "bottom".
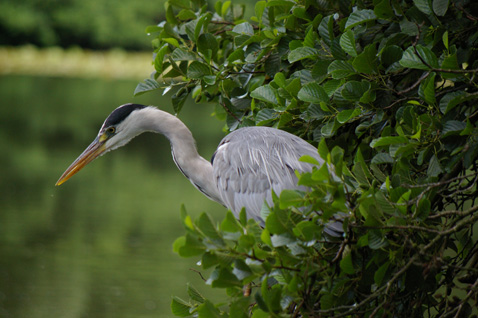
[{"left": 0, "top": 0, "right": 254, "bottom": 317}]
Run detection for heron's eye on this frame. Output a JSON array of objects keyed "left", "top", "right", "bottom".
[{"left": 106, "top": 127, "right": 116, "bottom": 134}]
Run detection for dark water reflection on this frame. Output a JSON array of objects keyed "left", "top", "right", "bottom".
[{"left": 0, "top": 75, "right": 225, "bottom": 317}]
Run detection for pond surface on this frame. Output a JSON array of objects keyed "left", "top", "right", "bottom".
[{"left": 0, "top": 75, "right": 226, "bottom": 318}]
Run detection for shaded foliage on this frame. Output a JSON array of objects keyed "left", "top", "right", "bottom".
[{"left": 138, "top": 0, "right": 478, "bottom": 316}]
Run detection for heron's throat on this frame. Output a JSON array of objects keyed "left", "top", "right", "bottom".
[{"left": 136, "top": 107, "right": 223, "bottom": 205}]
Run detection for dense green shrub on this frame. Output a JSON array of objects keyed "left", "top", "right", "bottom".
[{"left": 137, "top": 0, "right": 478, "bottom": 316}]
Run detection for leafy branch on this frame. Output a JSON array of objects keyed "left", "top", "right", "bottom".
[{"left": 138, "top": 0, "right": 478, "bottom": 316}]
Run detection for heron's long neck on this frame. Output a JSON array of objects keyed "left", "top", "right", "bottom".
[{"left": 136, "top": 107, "right": 222, "bottom": 204}]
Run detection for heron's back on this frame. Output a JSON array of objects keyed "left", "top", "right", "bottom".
[{"left": 211, "top": 126, "right": 323, "bottom": 222}]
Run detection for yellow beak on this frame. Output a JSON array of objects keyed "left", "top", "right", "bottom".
[{"left": 56, "top": 136, "right": 106, "bottom": 186}]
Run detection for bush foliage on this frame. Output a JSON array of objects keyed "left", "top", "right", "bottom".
[{"left": 136, "top": 0, "right": 478, "bottom": 316}]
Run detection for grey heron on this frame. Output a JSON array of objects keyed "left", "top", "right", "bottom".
[{"left": 56, "top": 103, "right": 344, "bottom": 236}]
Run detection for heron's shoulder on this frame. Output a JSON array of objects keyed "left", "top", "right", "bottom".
[
  {"left": 221, "top": 126, "right": 312, "bottom": 148},
  {"left": 211, "top": 126, "right": 320, "bottom": 166}
]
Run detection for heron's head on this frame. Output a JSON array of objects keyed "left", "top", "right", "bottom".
[{"left": 56, "top": 103, "right": 147, "bottom": 186}]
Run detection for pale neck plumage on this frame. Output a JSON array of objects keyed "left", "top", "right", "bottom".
[{"left": 130, "top": 107, "right": 223, "bottom": 204}]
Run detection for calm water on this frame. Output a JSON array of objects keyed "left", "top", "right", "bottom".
[{"left": 0, "top": 75, "right": 225, "bottom": 317}]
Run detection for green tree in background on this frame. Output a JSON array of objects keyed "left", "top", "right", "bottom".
[
  {"left": 0, "top": 0, "right": 164, "bottom": 49},
  {"left": 136, "top": 0, "right": 478, "bottom": 316}
]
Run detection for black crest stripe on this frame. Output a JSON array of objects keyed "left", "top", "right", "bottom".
[{"left": 104, "top": 103, "right": 146, "bottom": 127}]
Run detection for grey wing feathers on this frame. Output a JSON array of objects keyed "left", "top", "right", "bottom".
[{"left": 212, "top": 126, "right": 323, "bottom": 222}]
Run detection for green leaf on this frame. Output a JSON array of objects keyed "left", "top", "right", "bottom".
[
  {"left": 187, "top": 284, "right": 205, "bottom": 303},
  {"left": 255, "top": 1, "right": 266, "bottom": 22},
  {"left": 299, "top": 155, "right": 320, "bottom": 165},
  {"left": 177, "top": 9, "right": 197, "bottom": 20},
  {"left": 400, "top": 20, "right": 419, "bottom": 36},
  {"left": 265, "top": 210, "right": 289, "bottom": 234},
  {"left": 154, "top": 44, "right": 169, "bottom": 74},
  {"left": 195, "top": 13, "right": 211, "bottom": 41},
  {"left": 172, "top": 86, "right": 190, "bottom": 114},
  {"left": 416, "top": 197, "right": 431, "bottom": 220},
  {"left": 345, "top": 9, "right": 377, "bottom": 31},
  {"left": 271, "top": 233, "right": 296, "bottom": 247},
  {"left": 318, "top": 138, "right": 329, "bottom": 159},
  {"left": 171, "top": 48, "right": 197, "bottom": 61},
  {"left": 220, "top": 211, "right": 242, "bottom": 233},
  {"left": 273, "top": 72, "right": 286, "bottom": 88},
  {"left": 331, "top": 37, "right": 347, "bottom": 60},
  {"left": 227, "top": 48, "right": 245, "bottom": 63},
  {"left": 418, "top": 72, "right": 436, "bottom": 105},
  {"left": 340, "top": 250, "right": 355, "bottom": 274},
  {"left": 381, "top": 45, "right": 403, "bottom": 66},
  {"left": 439, "top": 91, "right": 478, "bottom": 114},
  {"left": 261, "top": 283, "right": 282, "bottom": 313},
  {"left": 210, "top": 267, "right": 242, "bottom": 288},
  {"left": 427, "top": 154, "right": 443, "bottom": 177},
  {"left": 251, "top": 85, "right": 278, "bottom": 104},
  {"left": 251, "top": 308, "right": 269, "bottom": 318},
  {"left": 400, "top": 45, "right": 439, "bottom": 70},
  {"left": 198, "top": 300, "right": 222, "bottom": 318},
  {"left": 303, "top": 27, "right": 317, "bottom": 48},
  {"left": 321, "top": 120, "right": 336, "bottom": 137},
  {"left": 196, "top": 213, "right": 224, "bottom": 245},
  {"left": 184, "top": 19, "right": 198, "bottom": 42},
  {"left": 162, "top": 37, "right": 180, "bottom": 48},
  {"left": 371, "top": 153, "right": 394, "bottom": 164},
  {"left": 266, "top": 0, "right": 295, "bottom": 8},
  {"left": 322, "top": 79, "right": 342, "bottom": 96},
  {"left": 374, "top": 0, "right": 394, "bottom": 19},
  {"left": 134, "top": 79, "right": 160, "bottom": 96},
  {"left": 197, "top": 33, "right": 218, "bottom": 60},
  {"left": 232, "top": 259, "right": 253, "bottom": 280},
  {"left": 370, "top": 136, "right": 408, "bottom": 148},
  {"left": 288, "top": 47, "right": 319, "bottom": 63},
  {"left": 441, "top": 54, "right": 459, "bottom": 78},
  {"left": 178, "top": 233, "right": 206, "bottom": 257},
  {"left": 374, "top": 261, "right": 390, "bottom": 285},
  {"left": 340, "top": 30, "right": 357, "bottom": 57},
  {"left": 173, "top": 236, "right": 186, "bottom": 254},
  {"left": 342, "top": 81, "right": 371, "bottom": 101},
  {"left": 169, "top": 0, "right": 190, "bottom": 9},
  {"left": 171, "top": 296, "right": 192, "bottom": 317},
  {"left": 318, "top": 15, "right": 334, "bottom": 45},
  {"left": 232, "top": 22, "right": 254, "bottom": 35},
  {"left": 433, "top": 0, "right": 449, "bottom": 15},
  {"left": 221, "top": 1, "right": 231, "bottom": 17},
  {"left": 337, "top": 108, "right": 361, "bottom": 123},
  {"left": 230, "top": 298, "right": 251, "bottom": 318},
  {"left": 285, "top": 78, "right": 302, "bottom": 97},
  {"left": 279, "top": 190, "right": 303, "bottom": 208},
  {"left": 328, "top": 60, "right": 355, "bottom": 79},
  {"left": 460, "top": 119, "right": 474, "bottom": 136},
  {"left": 256, "top": 109, "right": 277, "bottom": 124},
  {"left": 166, "top": 4, "right": 180, "bottom": 25},
  {"left": 353, "top": 44, "right": 378, "bottom": 74},
  {"left": 414, "top": 0, "right": 432, "bottom": 15},
  {"left": 368, "top": 230, "right": 388, "bottom": 249},
  {"left": 442, "top": 31, "right": 449, "bottom": 50},
  {"left": 187, "top": 61, "right": 211, "bottom": 78},
  {"left": 442, "top": 120, "right": 466, "bottom": 137},
  {"left": 297, "top": 82, "right": 328, "bottom": 103}
]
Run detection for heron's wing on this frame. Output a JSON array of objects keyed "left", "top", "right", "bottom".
[{"left": 212, "top": 127, "right": 323, "bottom": 222}]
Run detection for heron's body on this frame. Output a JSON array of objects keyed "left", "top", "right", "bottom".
[
  {"left": 212, "top": 126, "right": 322, "bottom": 222},
  {"left": 56, "top": 104, "right": 342, "bottom": 234}
]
